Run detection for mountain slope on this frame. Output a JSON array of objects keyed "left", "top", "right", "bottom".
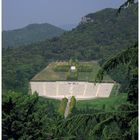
[
  {"left": 60, "top": 24, "right": 77, "bottom": 31},
  {"left": 53, "top": 5, "right": 137, "bottom": 62},
  {"left": 2, "top": 23, "right": 65, "bottom": 48},
  {"left": 2, "top": 4, "right": 138, "bottom": 92}
]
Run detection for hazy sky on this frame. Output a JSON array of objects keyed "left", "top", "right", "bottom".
[{"left": 3, "top": 0, "right": 125, "bottom": 30}]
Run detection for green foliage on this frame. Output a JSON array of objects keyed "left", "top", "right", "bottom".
[
  {"left": 53, "top": 64, "right": 70, "bottom": 72},
  {"left": 69, "top": 58, "right": 79, "bottom": 67},
  {"left": 31, "top": 61, "right": 110, "bottom": 82},
  {"left": 2, "top": 91, "right": 138, "bottom": 139},
  {"left": 118, "top": 0, "right": 136, "bottom": 13},
  {"left": 66, "top": 69, "right": 79, "bottom": 80},
  {"left": 102, "top": 124, "right": 121, "bottom": 140},
  {"left": 91, "top": 117, "right": 114, "bottom": 136},
  {"left": 129, "top": 117, "right": 138, "bottom": 140},
  {"left": 127, "top": 68, "right": 138, "bottom": 104},
  {"left": 2, "top": 3, "right": 138, "bottom": 139},
  {"left": 76, "top": 94, "right": 127, "bottom": 111},
  {"left": 108, "top": 64, "right": 132, "bottom": 92},
  {"left": 110, "top": 83, "right": 120, "bottom": 96},
  {"left": 69, "top": 96, "right": 76, "bottom": 115},
  {"left": 53, "top": 61, "right": 94, "bottom": 80},
  {"left": 3, "top": 23, "right": 65, "bottom": 48},
  {"left": 78, "top": 64, "right": 93, "bottom": 72},
  {"left": 58, "top": 98, "right": 68, "bottom": 116},
  {"left": 103, "top": 43, "right": 137, "bottom": 72},
  {"left": 96, "top": 43, "right": 138, "bottom": 104},
  {"left": 2, "top": 91, "right": 59, "bottom": 139}
]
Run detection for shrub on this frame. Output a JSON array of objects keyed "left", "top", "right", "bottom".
[
  {"left": 69, "top": 96, "right": 76, "bottom": 115},
  {"left": 78, "top": 64, "right": 93, "bottom": 72},
  {"left": 53, "top": 64, "right": 70, "bottom": 72},
  {"left": 58, "top": 98, "right": 68, "bottom": 116}
]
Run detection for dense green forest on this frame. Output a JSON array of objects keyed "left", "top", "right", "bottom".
[
  {"left": 2, "top": 23, "right": 65, "bottom": 48},
  {"left": 2, "top": 2, "right": 138, "bottom": 139},
  {"left": 2, "top": 4, "right": 138, "bottom": 93},
  {"left": 2, "top": 89, "right": 138, "bottom": 139}
]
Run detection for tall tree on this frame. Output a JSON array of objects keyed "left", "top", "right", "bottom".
[{"left": 95, "top": 43, "right": 138, "bottom": 104}]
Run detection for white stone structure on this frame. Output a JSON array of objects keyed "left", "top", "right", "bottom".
[
  {"left": 80, "top": 16, "right": 94, "bottom": 24},
  {"left": 30, "top": 81, "right": 114, "bottom": 100},
  {"left": 70, "top": 66, "right": 76, "bottom": 71}
]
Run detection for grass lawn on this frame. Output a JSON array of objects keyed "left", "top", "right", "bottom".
[
  {"left": 76, "top": 93, "right": 127, "bottom": 111},
  {"left": 31, "top": 62, "right": 67, "bottom": 81},
  {"left": 31, "top": 61, "right": 113, "bottom": 82}
]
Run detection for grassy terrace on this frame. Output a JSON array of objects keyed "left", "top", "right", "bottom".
[
  {"left": 76, "top": 93, "right": 127, "bottom": 111},
  {"left": 31, "top": 61, "right": 113, "bottom": 82},
  {"left": 38, "top": 93, "right": 127, "bottom": 112}
]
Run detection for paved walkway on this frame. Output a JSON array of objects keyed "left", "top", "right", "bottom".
[
  {"left": 30, "top": 82, "right": 114, "bottom": 100},
  {"left": 64, "top": 97, "right": 71, "bottom": 118}
]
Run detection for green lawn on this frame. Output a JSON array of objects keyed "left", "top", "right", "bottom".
[
  {"left": 38, "top": 93, "right": 127, "bottom": 112},
  {"left": 76, "top": 93, "right": 127, "bottom": 111},
  {"left": 31, "top": 62, "right": 67, "bottom": 81},
  {"left": 31, "top": 61, "right": 113, "bottom": 82}
]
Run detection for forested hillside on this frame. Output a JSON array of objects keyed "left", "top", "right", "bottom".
[
  {"left": 42, "top": 4, "right": 137, "bottom": 62},
  {"left": 2, "top": 4, "right": 138, "bottom": 93},
  {"left": 2, "top": 90, "right": 138, "bottom": 139},
  {"left": 2, "top": 1, "right": 138, "bottom": 139},
  {"left": 2, "top": 23, "right": 65, "bottom": 48}
]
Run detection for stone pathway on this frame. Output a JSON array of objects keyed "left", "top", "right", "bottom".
[{"left": 64, "top": 97, "right": 71, "bottom": 118}]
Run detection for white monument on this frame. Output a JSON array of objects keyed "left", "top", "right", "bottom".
[{"left": 70, "top": 66, "right": 76, "bottom": 71}]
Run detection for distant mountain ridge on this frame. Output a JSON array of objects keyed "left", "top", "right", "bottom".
[
  {"left": 2, "top": 23, "right": 65, "bottom": 48},
  {"left": 35, "top": 4, "right": 137, "bottom": 62}
]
